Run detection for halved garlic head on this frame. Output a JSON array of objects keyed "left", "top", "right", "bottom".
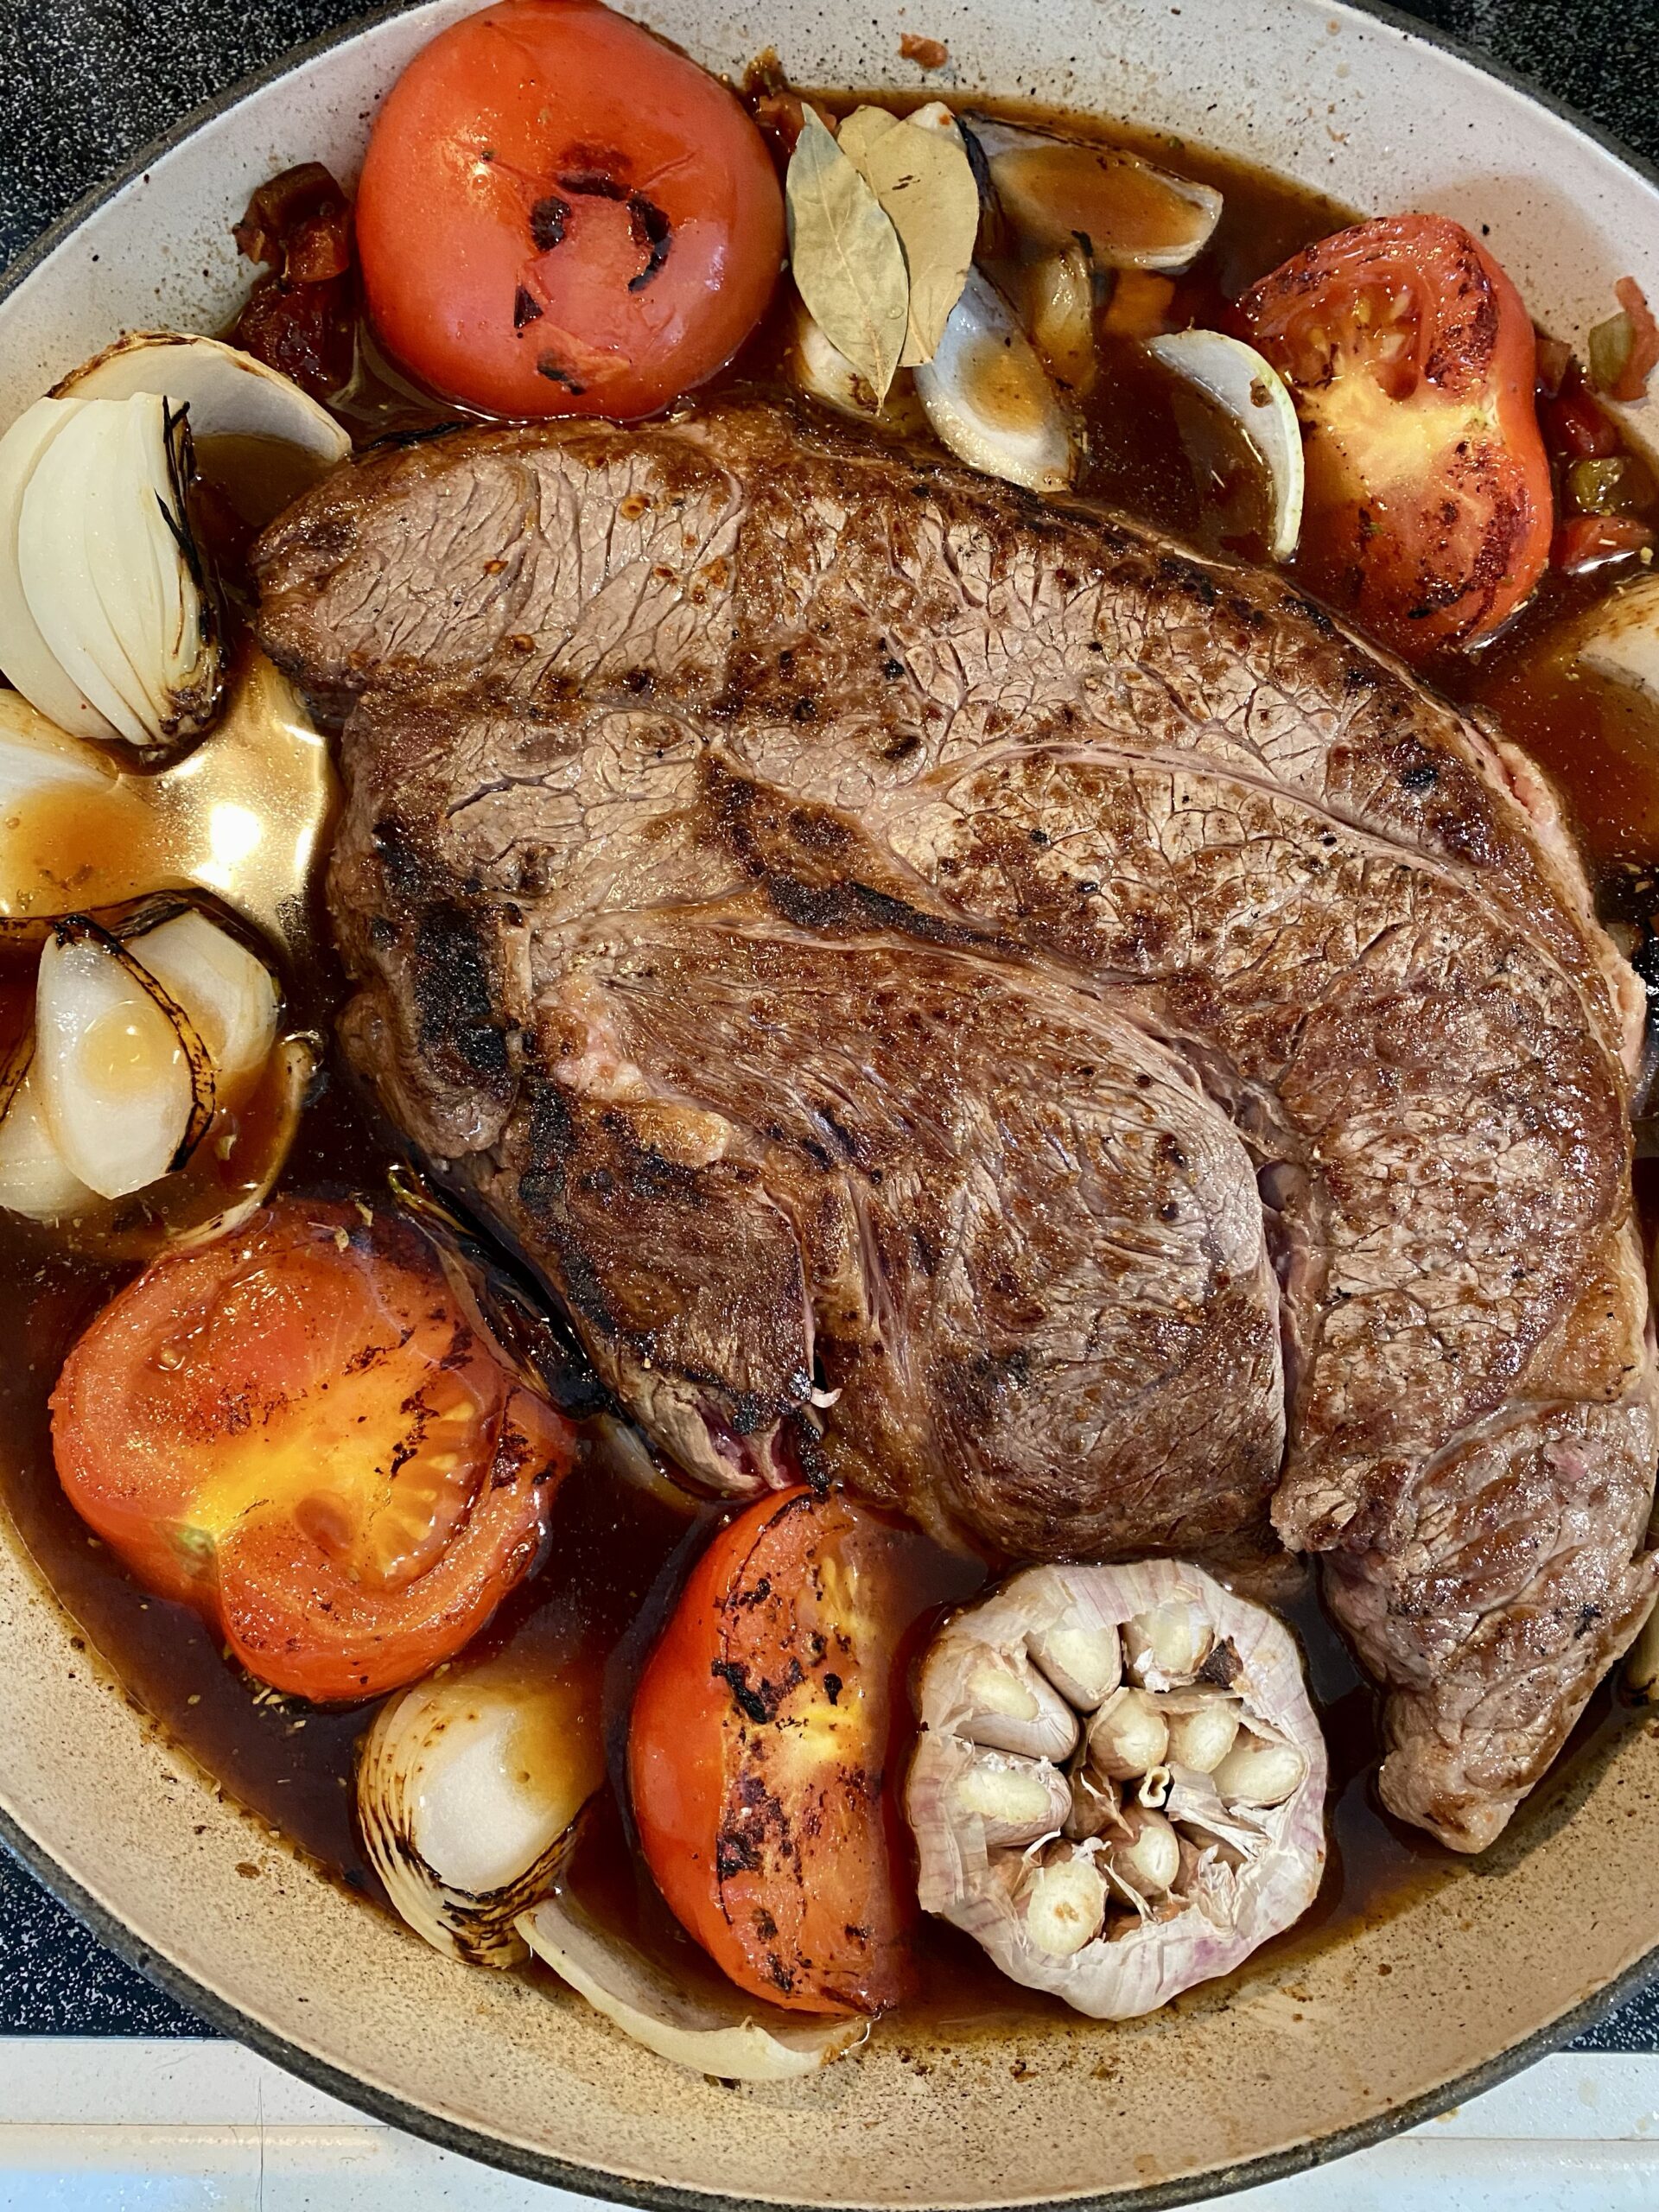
[
  {"left": 1147, "top": 330, "right": 1305, "bottom": 562},
  {"left": 34, "top": 919, "right": 210, "bottom": 1200},
  {"left": 358, "top": 1654, "right": 605, "bottom": 1968},
  {"left": 906, "top": 1559, "right": 1327, "bottom": 2020},
  {"left": 53, "top": 333, "right": 351, "bottom": 468},
  {"left": 0, "top": 395, "right": 221, "bottom": 749},
  {"left": 965, "top": 118, "right": 1223, "bottom": 272},
  {"left": 914, "top": 268, "right": 1078, "bottom": 493}
]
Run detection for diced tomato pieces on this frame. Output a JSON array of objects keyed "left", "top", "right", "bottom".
[{"left": 1552, "top": 513, "right": 1655, "bottom": 575}]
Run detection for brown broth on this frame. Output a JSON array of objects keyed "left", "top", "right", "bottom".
[{"left": 3, "top": 93, "right": 1659, "bottom": 2050}]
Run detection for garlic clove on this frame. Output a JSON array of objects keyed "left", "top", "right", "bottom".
[
  {"left": 54, "top": 332, "right": 352, "bottom": 467},
  {"left": 0, "top": 399, "right": 120, "bottom": 741},
  {"left": 782, "top": 294, "right": 931, "bottom": 435},
  {"left": 1106, "top": 1805, "right": 1180, "bottom": 1898},
  {"left": 130, "top": 910, "right": 279, "bottom": 1097},
  {"left": 1016, "top": 240, "right": 1099, "bottom": 395},
  {"left": 1028, "top": 1616, "right": 1122, "bottom": 1709},
  {"left": 1085, "top": 1685, "right": 1169, "bottom": 1780},
  {"left": 1163, "top": 1694, "right": 1243, "bottom": 1776},
  {"left": 958, "top": 1649, "right": 1079, "bottom": 1761},
  {"left": 1023, "top": 1844, "right": 1108, "bottom": 1957},
  {"left": 1123, "top": 1601, "right": 1213, "bottom": 1686},
  {"left": 952, "top": 1749, "right": 1071, "bottom": 1847},
  {"left": 914, "top": 268, "right": 1078, "bottom": 493},
  {"left": 34, "top": 919, "right": 211, "bottom": 1199},
  {"left": 1211, "top": 1732, "right": 1306, "bottom": 1808}
]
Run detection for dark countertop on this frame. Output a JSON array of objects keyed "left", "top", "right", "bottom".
[{"left": 3, "top": 0, "right": 1659, "bottom": 2058}]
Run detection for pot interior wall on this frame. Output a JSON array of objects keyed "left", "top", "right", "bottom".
[{"left": 4, "top": 3, "right": 1659, "bottom": 2204}]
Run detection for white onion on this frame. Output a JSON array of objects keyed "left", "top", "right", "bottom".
[
  {"left": 915, "top": 268, "right": 1078, "bottom": 493},
  {"left": 0, "top": 393, "right": 219, "bottom": 749},
  {"left": 33, "top": 922, "right": 209, "bottom": 1200},
  {"left": 0, "top": 399, "right": 116, "bottom": 741},
  {"left": 518, "top": 1886, "right": 867, "bottom": 2080},
  {"left": 1577, "top": 572, "right": 1659, "bottom": 699},
  {"left": 1147, "top": 330, "right": 1305, "bottom": 562},
  {"left": 358, "top": 1661, "right": 605, "bottom": 1968},
  {"left": 968, "top": 118, "right": 1223, "bottom": 273},
  {"left": 0, "top": 1064, "right": 95, "bottom": 1222},
  {"left": 783, "top": 295, "right": 929, "bottom": 434},
  {"left": 130, "top": 910, "right": 278, "bottom": 1094},
  {"left": 54, "top": 333, "right": 352, "bottom": 467}
]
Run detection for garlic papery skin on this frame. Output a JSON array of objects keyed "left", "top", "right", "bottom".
[
  {"left": 359, "top": 1654, "right": 605, "bottom": 1969},
  {"left": 0, "top": 392, "right": 221, "bottom": 751},
  {"left": 906, "top": 1558, "right": 1327, "bottom": 2020},
  {"left": 1147, "top": 331, "right": 1305, "bottom": 562},
  {"left": 914, "top": 269, "right": 1078, "bottom": 493},
  {"left": 964, "top": 117, "right": 1223, "bottom": 272},
  {"left": 0, "top": 1063, "right": 95, "bottom": 1223}
]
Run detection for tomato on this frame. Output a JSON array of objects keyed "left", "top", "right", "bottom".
[
  {"left": 354, "top": 0, "right": 785, "bottom": 420},
  {"left": 51, "top": 1198, "right": 574, "bottom": 1700},
  {"left": 628, "top": 1488, "right": 920, "bottom": 2016},
  {"left": 1242, "top": 214, "right": 1553, "bottom": 658},
  {"left": 1552, "top": 513, "right": 1655, "bottom": 575}
]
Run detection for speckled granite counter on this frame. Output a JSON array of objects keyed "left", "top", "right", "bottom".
[{"left": 3, "top": 0, "right": 1659, "bottom": 2057}]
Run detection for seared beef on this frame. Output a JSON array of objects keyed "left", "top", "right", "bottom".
[{"left": 256, "top": 397, "right": 1659, "bottom": 1852}]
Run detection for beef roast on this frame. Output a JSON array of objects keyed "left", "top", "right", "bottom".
[{"left": 255, "top": 395, "right": 1659, "bottom": 1852}]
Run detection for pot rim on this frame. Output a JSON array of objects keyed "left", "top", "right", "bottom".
[{"left": 4, "top": 2, "right": 1658, "bottom": 2204}]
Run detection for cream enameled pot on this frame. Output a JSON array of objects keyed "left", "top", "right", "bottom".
[{"left": 4, "top": 3, "right": 1659, "bottom": 2203}]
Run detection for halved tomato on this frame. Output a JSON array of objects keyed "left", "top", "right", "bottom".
[
  {"left": 355, "top": 0, "right": 785, "bottom": 420},
  {"left": 51, "top": 1198, "right": 574, "bottom": 1700},
  {"left": 628, "top": 1487, "right": 924, "bottom": 2017},
  {"left": 1242, "top": 213, "right": 1553, "bottom": 657}
]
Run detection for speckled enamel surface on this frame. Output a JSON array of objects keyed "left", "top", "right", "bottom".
[{"left": 6, "top": 3, "right": 1659, "bottom": 2203}]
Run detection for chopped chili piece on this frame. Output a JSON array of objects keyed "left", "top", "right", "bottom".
[
  {"left": 899, "top": 32, "right": 950, "bottom": 67},
  {"left": 229, "top": 162, "right": 358, "bottom": 403},
  {"left": 1543, "top": 376, "right": 1622, "bottom": 461}
]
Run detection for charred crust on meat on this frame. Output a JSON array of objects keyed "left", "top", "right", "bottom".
[{"left": 411, "top": 903, "right": 511, "bottom": 1091}]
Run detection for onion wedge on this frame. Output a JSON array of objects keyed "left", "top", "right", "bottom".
[
  {"left": 965, "top": 118, "right": 1222, "bottom": 273},
  {"left": 1577, "top": 572, "right": 1659, "bottom": 699},
  {"left": 34, "top": 918, "right": 213, "bottom": 1200},
  {"left": 130, "top": 909, "right": 279, "bottom": 1096},
  {"left": 0, "top": 400, "right": 118, "bottom": 741},
  {"left": 1147, "top": 330, "right": 1305, "bottom": 561},
  {"left": 915, "top": 268, "right": 1078, "bottom": 493},
  {"left": 518, "top": 1887, "right": 868, "bottom": 2081},
  {"left": 0, "top": 1058, "right": 96, "bottom": 1224},
  {"left": 54, "top": 333, "right": 351, "bottom": 468}
]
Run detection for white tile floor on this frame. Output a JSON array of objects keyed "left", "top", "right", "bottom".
[{"left": 3, "top": 2042, "right": 1659, "bottom": 2211}]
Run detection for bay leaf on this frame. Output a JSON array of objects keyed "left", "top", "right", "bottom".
[
  {"left": 785, "top": 107, "right": 908, "bottom": 407},
  {"left": 838, "top": 103, "right": 981, "bottom": 368}
]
